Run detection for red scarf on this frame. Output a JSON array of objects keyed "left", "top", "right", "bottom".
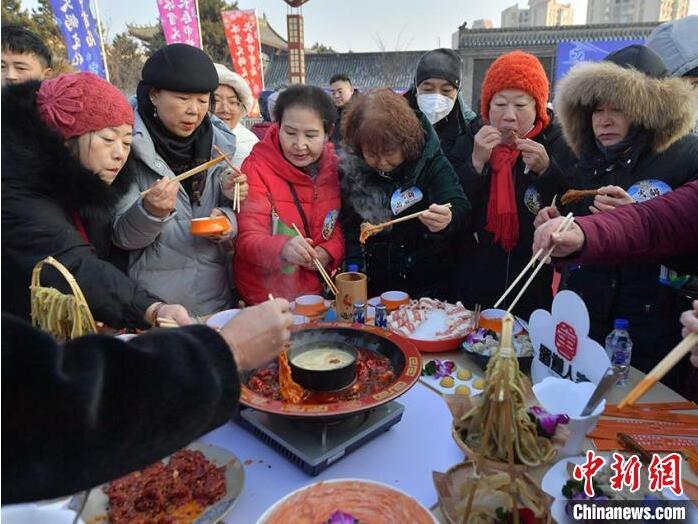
[
  {"left": 71, "top": 211, "right": 90, "bottom": 243},
  {"left": 485, "top": 120, "right": 544, "bottom": 252}
]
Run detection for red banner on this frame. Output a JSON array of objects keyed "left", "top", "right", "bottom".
[{"left": 221, "top": 9, "right": 264, "bottom": 99}]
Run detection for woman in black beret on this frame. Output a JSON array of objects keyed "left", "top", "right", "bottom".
[{"left": 113, "top": 44, "right": 249, "bottom": 316}]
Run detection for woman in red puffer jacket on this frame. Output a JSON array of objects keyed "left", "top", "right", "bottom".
[{"left": 234, "top": 85, "right": 344, "bottom": 304}]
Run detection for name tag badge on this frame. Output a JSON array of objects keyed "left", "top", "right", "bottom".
[
  {"left": 627, "top": 179, "right": 671, "bottom": 203},
  {"left": 322, "top": 209, "right": 339, "bottom": 240},
  {"left": 391, "top": 186, "right": 424, "bottom": 215}
]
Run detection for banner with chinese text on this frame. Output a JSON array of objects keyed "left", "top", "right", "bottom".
[
  {"left": 157, "top": 0, "right": 202, "bottom": 48},
  {"left": 221, "top": 9, "right": 264, "bottom": 99},
  {"left": 50, "top": 0, "right": 107, "bottom": 78}
]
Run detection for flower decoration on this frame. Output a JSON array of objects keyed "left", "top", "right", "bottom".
[
  {"left": 422, "top": 359, "right": 455, "bottom": 378},
  {"left": 528, "top": 405, "right": 569, "bottom": 438},
  {"left": 327, "top": 510, "right": 359, "bottom": 524}
]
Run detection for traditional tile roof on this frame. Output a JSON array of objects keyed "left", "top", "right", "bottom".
[
  {"left": 457, "top": 22, "right": 658, "bottom": 48},
  {"left": 264, "top": 51, "right": 426, "bottom": 90}
]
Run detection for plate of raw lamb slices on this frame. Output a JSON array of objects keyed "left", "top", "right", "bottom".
[{"left": 385, "top": 298, "right": 476, "bottom": 352}]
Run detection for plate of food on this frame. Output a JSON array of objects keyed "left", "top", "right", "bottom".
[
  {"left": 385, "top": 298, "right": 475, "bottom": 352},
  {"left": 434, "top": 461, "right": 552, "bottom": 524},
  {"left": 461, "top": 327, "right": 534, "bottom": 372},
  {"left": 420, "top": 358, "right": 485, "bottom": 397},
  {"left": 256, "top": 478, "right": 437, "bottom": 523},
  {"left": 241, "top": 323, "right": 421, "bottom": 420},
  {"left": 542, "top": 456, "right": 687, "bottom": 524},
  {"left": 78, "top": 442, "right": 244, "bottom": 524}
]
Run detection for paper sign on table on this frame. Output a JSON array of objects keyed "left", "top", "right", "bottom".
[{"left": 529, "top": 290, "right": 611, "bottom": 385}]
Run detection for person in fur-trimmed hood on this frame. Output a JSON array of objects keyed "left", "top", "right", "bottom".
[
  {"left": 1, "top": 73, "right": 190, "bottom": 329},
  {"left": 539, "top": 44, "right": 698, "bottom": 391}
]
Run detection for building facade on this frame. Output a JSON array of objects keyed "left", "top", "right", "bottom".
[
  {"left": 586, "top": 0, "right": 689, "bottom": 24},
  {"left": 502, "top": 0, "right": 574, "bottom": 28}
]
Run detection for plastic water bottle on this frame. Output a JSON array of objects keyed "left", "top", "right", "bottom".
[{"left": 605, "top": 318, "right": 633, "bottom": 387}]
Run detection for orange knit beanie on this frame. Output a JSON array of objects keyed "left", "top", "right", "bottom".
[{"left": 480, "top": 51, "right": 550, "bottom": 127}]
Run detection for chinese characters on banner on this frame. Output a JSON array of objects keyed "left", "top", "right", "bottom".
[
  {"left": 49, "top": 0, "right": 107, "bottom": 78},
  {"left": 157, "top": 0, "right": 202, "bottom": 48},
  {"left": 221, "top": 9, "right": 264, "bottom": 99}
]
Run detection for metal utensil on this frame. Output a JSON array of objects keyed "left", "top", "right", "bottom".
[
  {"left": 580, "top": 367, "right": 618, "bottom": 416},
  {"left": 69, "top": 488, "right": 91, "bottom": 524}
]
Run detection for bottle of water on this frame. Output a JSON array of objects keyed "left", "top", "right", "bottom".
[{"left": 605, "top": 318, "right": 633, "bottom": 387}]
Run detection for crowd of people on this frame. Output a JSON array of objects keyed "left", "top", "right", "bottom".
[{"left": 1, "top": 17, "right": 698, "bottom": 503}]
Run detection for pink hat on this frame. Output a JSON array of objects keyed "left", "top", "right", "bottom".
[{"left": 37, "top": 72, "right": 134, "bottom": 139}]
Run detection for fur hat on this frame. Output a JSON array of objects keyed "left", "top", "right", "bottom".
[
  {"left": 37, "top": 72, "right": 134, "bottom": 140},
  {"left": 142, "top": 43, "right": 218, "bottom": 93},
  {"left": 214, "top": 63, "right": 254, "bottom": 115},
  {"left": 554, "top": 44, "right": 698, "bottom": 155},
  {"left": 480, "top": 51, "right": 550, "bottom": 127}
]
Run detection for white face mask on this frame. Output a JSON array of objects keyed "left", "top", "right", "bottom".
[{"left": 417, "top": 92, "right": 456, "bottom": 125}]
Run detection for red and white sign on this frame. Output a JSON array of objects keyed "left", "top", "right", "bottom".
[
  {"left": 529, "top": 290, "right": 611, "bottom": 385},
  {"left": 221, "top": 9, "right": 264, "bottom": 99}
]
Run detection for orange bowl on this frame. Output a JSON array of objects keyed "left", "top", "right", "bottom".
[
  {"left": 478, "top": 308, "right": 507, "bottom": 333},
  {"left": 380, "top": 291, "right": 410, "bottom": 311},
  {"left": 191, "top": 216, "right": 231, "bottom": 236},
  {"left": 294, "top": 295, "right": 326, "bottom": 317}
]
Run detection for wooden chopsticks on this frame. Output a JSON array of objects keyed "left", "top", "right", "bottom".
[
  {"left": 491, "top": 212, "right": 574, "bottom": 312},
  {"left": 156, "top": 317, "right": 179, "bottom": 328},
  {"left": 290, "top": 223, "right": 338, "bottom": 295},
  {"left": 618, "top": 332, "right": 698, "bottom": 409},
  {"left": 139, "top": 154, "right": 230, "bottom": 197},
  {"left": 360, "top": 203, "right": 453, "bottom": 242},
  {"left": 213, "top": 145, "right": 242, "bottom": 212}
]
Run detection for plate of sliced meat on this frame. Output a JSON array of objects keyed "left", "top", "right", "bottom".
[{"left": 387, "top": 298, "right": 475, "bottom": 353}]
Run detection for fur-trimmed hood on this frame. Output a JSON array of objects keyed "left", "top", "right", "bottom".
[
  {"left": 1, "top": 81, "right": 134, "bottom": 218},
  {"left": 554, "top": 60, "right": 698, "bottom": 156}
]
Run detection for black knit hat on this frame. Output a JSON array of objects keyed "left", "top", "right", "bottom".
[
  {"left": 415, "top": 48, "right": 462, "bottom": 89},
  {"left": 142, "top": 43, "right": 219, "bottom": 92},
  {"left": 604, "top": 44, "right": 668, "bottom": 79}
]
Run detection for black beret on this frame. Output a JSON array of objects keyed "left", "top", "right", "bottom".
[
  {"left": 415, "top": 48, "right": 462, "bottom": 89},
  {"left": 604, "top": 44, "right": 668, "bottom": 79},
  {"left": 142, "top": 43, "right": 219, "bottom": 92}
]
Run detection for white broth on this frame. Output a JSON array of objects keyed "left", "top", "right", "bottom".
[{"left": 292, "top": 348, "right": 354, "bottom": 371}]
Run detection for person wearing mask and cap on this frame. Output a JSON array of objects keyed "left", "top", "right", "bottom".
[
  {"left": 647, "top": 15, "right": 698, "bottom": 134},
  {"left": 536, "top": 44, "right": 698, "bottom": 390},
  {"left": 451, "top": 51, "right": 575, "bottom": 319},
  {"left": 113, "top": 44, "right": 249, "bottom": 317},
  {"left": 213, "top": 63, "right": 259, "bottom": 168},
  {"left": 2, "top": 72, "right": 189, "bottom": 328},
  {"left": 404, "top": 48, "right": 477, "bottom": 167}
]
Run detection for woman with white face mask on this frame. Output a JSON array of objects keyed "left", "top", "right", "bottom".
[{"left": 404, "top": 48, "right": 477, "bottom": 166}]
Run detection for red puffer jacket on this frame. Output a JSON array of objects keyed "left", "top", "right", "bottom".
[{"left": 234, "top": 124, "right": 344, "bottom": 304}]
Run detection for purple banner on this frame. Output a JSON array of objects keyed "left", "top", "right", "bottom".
[
  {"left": 49, "top": 0, "right": 107, "bottom": 78},
  {"left": 157, "top": 0, "right": 202, "bottom": 48}
]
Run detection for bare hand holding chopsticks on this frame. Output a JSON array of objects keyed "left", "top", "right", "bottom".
[
  {"left": 360, "top": 203, "right": 453, "bottom": 244},
  {"left": 139, "top": 154, "right": 230, "bottom": 197},
  {"left": 288, "top": 223, "right": 338, "bottom": 295}
]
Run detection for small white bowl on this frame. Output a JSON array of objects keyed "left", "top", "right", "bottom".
[
  {"left": 206, "top": 309, "right": 241, "bottom": 331},
  {"left": 2, "top": 504, "right": 79, "bottom": 524},
  {"left": 533, "top": 377, "right": 605, "bottom": 457}
]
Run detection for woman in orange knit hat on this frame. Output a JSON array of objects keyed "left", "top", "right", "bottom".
[{"left": 451, "top": 50, "right": 576, "bottom": 319}]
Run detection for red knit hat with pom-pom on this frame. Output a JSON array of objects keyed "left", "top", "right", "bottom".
[
  {"left": 480, "top": 51, "right": 550, "bottom": 127},
  {"left": 37, "top": 72, "right": 134, "bottom": 139}
]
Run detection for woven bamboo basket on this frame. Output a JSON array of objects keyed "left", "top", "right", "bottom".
[{"left": 30, "top": 256, "right": 97, "bottom": 341}]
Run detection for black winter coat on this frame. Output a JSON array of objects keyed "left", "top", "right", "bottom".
[
  {"left": 451, "top": 118, "right": 577, "bottom": 320},
  {"left": 561, "top": 135, "right": 698, "bottom": 384},
  {"left": 1, "top": 81, "right": 158, "bottom": 329},
  {"left": 1, "top": 314, "right": 239, "bottom": 503},
  {"left": 340, "top": 115, "right": 471, "bottom": 299}
]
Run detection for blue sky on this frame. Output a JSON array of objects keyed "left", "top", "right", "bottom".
[{"left": 21, "top": 0, "right": 697, "bottom": 51}]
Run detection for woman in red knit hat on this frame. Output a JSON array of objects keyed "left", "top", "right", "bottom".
[
  {"left": 2, "top": 72, "right": 190, "bottom": 329},
  {"left": 451, "top": 51, "right": 576, "bottom": 320}
]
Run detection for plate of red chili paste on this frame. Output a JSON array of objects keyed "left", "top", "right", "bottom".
[{"left": 78, "top": 442, "right": 244, "bottom": 524}]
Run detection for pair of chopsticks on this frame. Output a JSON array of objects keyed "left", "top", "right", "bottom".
[
  {"left": 291, "top": 223, "right": 338, "bottom": 295},
  {"left": 214, "top": 145, "right": 242, "bottom": 212},
  {"left": 493, "top": 212, "right": 575, "bottom": 314},
  {"left": 362, "top": 203, "right": 453, "bottom": 238},
  {"left": 156, "top": 317, "right": 179, "bottom": 328},
  {"left": 618, "top": 332, "right": 698, "bottom": 409},
  {"left": 139, "top": 154, "right": 230, "bottom": 197}
]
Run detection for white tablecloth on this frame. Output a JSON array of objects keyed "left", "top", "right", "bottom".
[{"left": 200, "top": 382, "right": 463, "bottom": 523}]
